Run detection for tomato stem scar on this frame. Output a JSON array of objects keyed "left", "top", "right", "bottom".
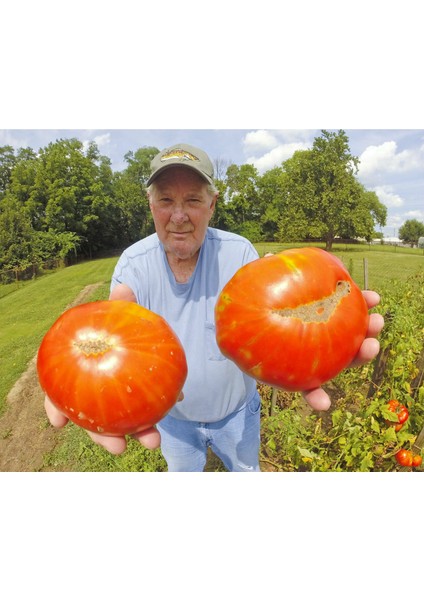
[
  {"left": 74, "top": 338, "right": 112, "bottom": 357},
  {"left": 273, "top": 280, "right": 351, "bottom": 323}
]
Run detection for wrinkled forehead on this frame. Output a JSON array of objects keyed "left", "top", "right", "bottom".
[{"left": 152, "top": 165, "right": 209, "bottom": 192}]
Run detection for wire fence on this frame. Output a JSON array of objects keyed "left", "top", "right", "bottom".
[{"left": 0, "top": 259, "right": 64, "bottom": 284}]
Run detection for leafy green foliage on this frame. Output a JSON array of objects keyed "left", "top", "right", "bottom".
[
  {"left": 0, "top": 141, "right": 159, "bottom": 280},
  {"left": 1, "top": 130, "right": 391, "bottom": 278}
]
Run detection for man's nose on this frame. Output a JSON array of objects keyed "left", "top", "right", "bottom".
[{"left": 170, "top": 205, "right": 189, "bottom": 224}]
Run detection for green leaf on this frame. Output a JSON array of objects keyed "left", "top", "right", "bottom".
[
  {"left": 397, "top": 431, "right": 416, "bottom": 444},
  {"left": 297, "top": 447, "right": 316, "bottom": 459},
  {"left": 370, "top": 417, "right": 380, "bottom": 434},
  {"left": 360, "top": 453, "right": 374, "bottom": 471},
  {"left": 381, "top": 406, "right": 399, "bottom": 422},
  {"left": 331, "top": 409, "right": 343, "bottom": 427},
  {"left": 383, "top": 427, "right": 398, "bottom": 442},
  {"left": 267, "top": 437, "right": 276, "bottom": 451}
]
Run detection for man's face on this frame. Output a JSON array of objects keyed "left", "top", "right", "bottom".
[{"left": 148, "top": 167, "right": 217, "bottom": 261}]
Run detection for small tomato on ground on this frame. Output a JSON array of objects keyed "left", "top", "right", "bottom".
[
  {"left": 412, "top": 455, "right": 422, "bottom": 468},
  {"left": 395, "top": 449, "right": 413, "bottom": 467}
]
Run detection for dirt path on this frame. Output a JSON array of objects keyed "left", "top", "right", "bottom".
[{"left": 0, "top": 284, "right": 103, "bottom": 472}]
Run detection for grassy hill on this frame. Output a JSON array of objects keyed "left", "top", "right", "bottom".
[{"left": 0, "top": 257, "right": 116, "bottom": 415}]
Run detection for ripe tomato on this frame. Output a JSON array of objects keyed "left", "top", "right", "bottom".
[
  {"left": 395, "top": 449, "right": 413, "bottom": 467},
  {"left": 412, "top": 455, "right": 422, "bottom": 467},
  {"left": 215, "top": 247, "right": 369, "bottom": 391},
  {"left": 397, "top": 407, "right": 409, "bottom": 424},
  {"left": 37, "top": 300, "right": 187, "bottom": 436}
]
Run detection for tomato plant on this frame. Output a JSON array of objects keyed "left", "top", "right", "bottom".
[
  {"left": 258, "top": 273, "right": 424, "bottom": 472},
  {"left": 215, "top": 247, "right": 369, "bottom": 391},
  {"left": 37, "top": 300, "right": 187, "bottom": 436},
  {"left": 384, "top": 399, "right": 409, "bottom": 431}
]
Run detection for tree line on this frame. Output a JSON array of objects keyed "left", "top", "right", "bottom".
[{"left": 0, "top": 129, "right": 402, "bottom": 282}]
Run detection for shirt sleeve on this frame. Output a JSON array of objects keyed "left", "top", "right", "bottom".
[{"left": 109, "top": 251, "right": 144, "bottom": 302}]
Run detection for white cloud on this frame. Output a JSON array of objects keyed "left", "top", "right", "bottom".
[
  {"left": 274, "top": 129, "right": 317, "bottom": 143},
  {"left": 242, "top": 129, "right": 315, "bottom": 173},
  {"left": 247, "top": 142, "right": 309, "bottom": 173},
  {"left": 243, "top": 130, "right": 278, "bottom": 153},
  {"left": 0, "top": 130, "right": 30, "bottom": 148},
  {"left": 373, "top": 185, "right": 404, "bottom": 207},
  {"left": 358, "top": 140, "right": 423, "bottom": 180},
  {"left": 93, "top": 133, "right": 111, "bottom": 148},
  {"left": 405, "top": 209, "right": 424, "bottom": 220},
  {"left": 81, "top": 133, "right": 111, "bottom": 154}
]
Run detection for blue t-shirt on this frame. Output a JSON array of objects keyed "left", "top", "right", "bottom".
[{"left": 110, "top": 227, "right": 259, "bottom": 422}]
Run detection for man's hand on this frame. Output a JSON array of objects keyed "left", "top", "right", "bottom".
[
  {"left": 44, "top": 395, "right": 161, "bottom": 455},
  {"left": 302, "top": 291, "right": 384, "bottom": 411}
]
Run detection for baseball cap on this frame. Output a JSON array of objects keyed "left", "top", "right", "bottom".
[{"left": 146, "top": 143, "right": 214, "bottom": 186}]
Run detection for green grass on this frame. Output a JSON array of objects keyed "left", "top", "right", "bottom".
[
  {"left": 0, "top": 257, "right": 116, "bottom": 415},
  {"left": 254, "top": 242, "right": 424, "bottom": 291},
  {"left": 43, "top": 423, "right": 168, "bottom": 472}
]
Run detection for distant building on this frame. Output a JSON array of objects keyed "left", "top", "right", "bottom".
[
  {"left": 383, "top": 236, "right": 402, "bottom": 244},
  {"left": 371, "top": 236, "right": 402, "bottom": 245}
]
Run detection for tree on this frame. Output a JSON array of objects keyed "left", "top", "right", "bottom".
[
  {"left": 213, "top": 157, "right": 231, "bottom": 181},
  {"left": 112, "top": 146, "right": 159, "bottom": 244},
  {"left": 124, "top": 146, "right": 158, "bottom": 185},
  {"left": 277, "top": 130, "right": 387, "bottom": 250},
  {"left": 257, "top": 167, "right": 286, "bottom": 240},
  {"left": 399, "top": 219, "right": 424, "bottom": 247},
  {"left": 210, "top": 178, "right": 233, "bottom": 231},
  {"left": 5, "top": 138, "right": 121, "bottom": 256},
  {"left": 0, "top": 146, "right": 18, "bottom": 197},
  {"left": 225, "top": 163, "right": 262, "bottom": 240},
  {"left": 0, "top": 196, "right": 34, "bottom": 275}
]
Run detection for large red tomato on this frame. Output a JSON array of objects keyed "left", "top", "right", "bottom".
[
  {"left": 215, "top": 247, "right": 369, "bottom": 391},
  {"left": 37, "top": 300, "right": 187, "bottom": 436}
]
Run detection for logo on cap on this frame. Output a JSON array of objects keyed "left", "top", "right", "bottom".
[{"left": 160, "top": 149, "right": 199, "bottom": 163}]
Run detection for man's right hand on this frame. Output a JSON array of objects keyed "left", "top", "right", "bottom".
[{"left": 44, "top": 395, "right": 161, "bottom": 455}]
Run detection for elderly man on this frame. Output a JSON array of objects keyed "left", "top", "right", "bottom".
[{"left": 45, "top": 143, "right": 384, "bottom": 471}]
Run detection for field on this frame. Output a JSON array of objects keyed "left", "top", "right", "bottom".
[{"left": 0, "top": 244, "right": 423, "bottom": 471}]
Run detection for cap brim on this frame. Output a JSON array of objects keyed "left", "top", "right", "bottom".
[{"left": 146, "top": 163, "right": 213, "bottom": 187}]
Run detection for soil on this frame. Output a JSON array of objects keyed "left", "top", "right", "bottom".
[{"left": 0, "top": 284, "right": 102, "bottom": 472}]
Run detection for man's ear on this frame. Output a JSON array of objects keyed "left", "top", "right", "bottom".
[{"left": 210, "top": 193, "right": 218, "bottom": 211}]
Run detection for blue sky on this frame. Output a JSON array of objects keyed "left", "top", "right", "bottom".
[{"left": 1, "top": 128, "right": 423, "bottom": 238}]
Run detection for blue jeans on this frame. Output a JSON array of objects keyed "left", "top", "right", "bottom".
[{"left": 156, "top": 392, "right": 261, "bottom": 472}]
